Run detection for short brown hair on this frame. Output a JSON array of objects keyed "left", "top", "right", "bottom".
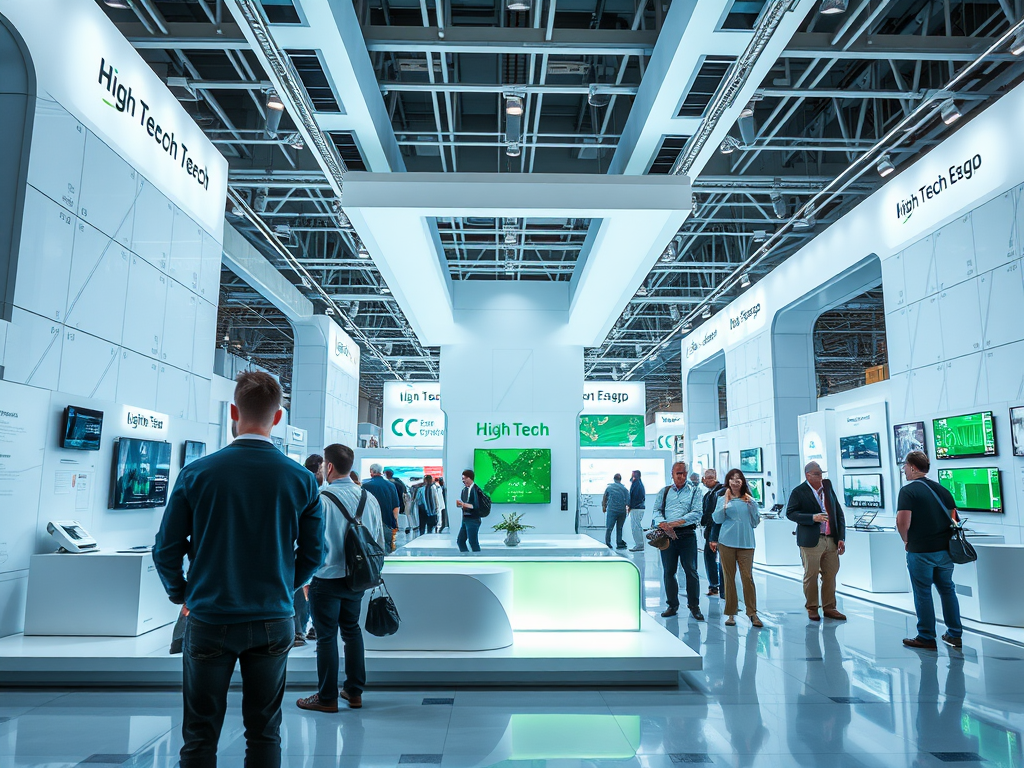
[
  {"left": 234, "top": 371, "right": 282, "bottom": 425},
  {"left": 905, "top": 450, "right": 930, "bottom": 472},
  {"left": 324, "top": 443, "right": 354, "bottom": 474},
  {"left": 304, "top": 454, "right": 323, "bottom": 474},
  {"left": 462, "top": 469, "right": 475, "bottom": 481}
]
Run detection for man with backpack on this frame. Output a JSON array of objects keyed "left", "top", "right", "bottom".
[
  {"left": 456, "top": 469, "right": 490, "bottom": 552},
  {"left": 654, "top": 461, "right": 706, "bottom": 621},
  {"left": 297, "top": 443, "right": 386, "bottom": 713}
]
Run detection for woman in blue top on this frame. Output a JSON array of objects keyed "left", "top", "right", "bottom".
[{"left": 713, "top": 468, "right": 762, "bottom": 628}]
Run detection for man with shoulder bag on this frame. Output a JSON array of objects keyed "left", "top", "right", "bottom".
[
  {"left": 297, "top": 443, "right": 386, "bottom": 712},
  {"left": 896, "top": 450, "right": 965, "bottom": 650},
  {"left": 654, "top": 461, "right": 705, "bottom": 621}
]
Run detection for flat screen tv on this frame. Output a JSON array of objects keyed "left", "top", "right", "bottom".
[
  {"left": 60, "top": 405, "right": 103, "bottom": 450},
  {"left": 893, "top": 421, "right": 926, "bottom": 465},
  {"left": 182, "top": 440, "right": 206, "bottom": 467},
  {"left": 840, "top": 433, "right": 881, "bottom": 468},
  {"left": 1010, "top": 406, "right": 1024, "bottom": 458},
  {"left": 578, "top": 414, "right": 644, "bottom": 447},
  {"left": 937, "top": 467, "right": 1002, "bottom": 513},
  {"left": 359, "top": 459, "right": 444, "bottom": 484},
  {"left": 474, "top": 448, "right": 551, "bottom": 504},
  {"left": 739, "top": 448, "right": 762, "bottom": 474},
  {"left": 843, "top": 474, "right": 883, "bottom": 508},
  {"left": 110, "top": 438, "right": 172, "bottom": 509},
  {"left": 747, "top": 477, "right": 764, "bottom": 507},
  {"left": 933, "top": 411, "right": 996, "bottom": 459}
]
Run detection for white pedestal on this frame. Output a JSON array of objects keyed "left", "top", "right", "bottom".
[
  {"left": 956, "top": 542, "right": 1024, "bottom": 627},
  {"left": 753, "top": 519, "right": 800, "bottom": 566},
  {"left": 841, "top": 529, "right": 910, "bottom": 593},
  {"left": 24, "top": 552, "right": 178, "bottom": 636}
]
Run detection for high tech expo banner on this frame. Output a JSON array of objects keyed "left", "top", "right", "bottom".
[
  {"left": 382, "top": 382, "right": 444, "bottom": 448},
  {"left": 580, "top": 382, "right": 645, "bottom": 447}
]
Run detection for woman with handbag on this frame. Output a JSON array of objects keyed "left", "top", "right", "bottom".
[
  {"left": 896, "top": 451, "right": 965, "bottom": 650},
  {"left": 712, "top": 469, "right": 763, "bottom": 628}
]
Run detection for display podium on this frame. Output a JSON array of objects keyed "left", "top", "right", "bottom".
[
  {"left": 753, "top": 519, "right": 800, "bottom": 566},
  {"left": 24, "top": 552, "right": 178, "bottom": 636},
  {"left": 841, "top": 529, "right": 910, "bottom": 593},
  {"left": 955, "top": 541, "right": 1023, "bottom": 627}
]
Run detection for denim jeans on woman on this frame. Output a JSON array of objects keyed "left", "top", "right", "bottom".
[
  {"left": 906, "top": 550, "right": 963, "bottom": 641},
  {"left": 180, "top": 615, "right": 293, "bottom": 768}
]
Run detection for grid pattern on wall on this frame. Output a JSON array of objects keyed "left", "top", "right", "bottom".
[{"left": 3, "top": 96, "right": 221, "bottom": 422}]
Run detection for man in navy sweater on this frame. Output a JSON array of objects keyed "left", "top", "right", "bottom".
[{"left": 154, "top": 372, "right": 323, "bottom": 768}]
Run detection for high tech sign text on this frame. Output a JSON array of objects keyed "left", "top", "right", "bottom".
[
  {"left": 896, "top": 153, "right": 982, "bottom": 224},
  {"left": 99, "top": 59, "right": 211, "bottom": 191},
  {"left": 477, "top": 422, "right": 550, "bottom": 441}
]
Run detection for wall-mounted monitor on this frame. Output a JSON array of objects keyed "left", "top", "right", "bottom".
[
  {"left": 933, "top": 411, "right": 996, "bottom": 459},
  {"left": 110, "top": 438, "right": 172, "bottom": 509},
  {"left": 937, "top": 467, "right": 1002, "bottom": 513},
  {"left": 893, "top": 422, "right": 926, "bottom": 465},
  {"left": 182, "top": 440, "right": 206, "bottom": 467},
  {"left": 579, "top": 458, "right": 667, "bottom": 495},
  {"left": 474, "top": 448, "right": 551, "bottom": 504},
  {"left": 60, "top": 406, "right": 103, "bottom": 451},
  {"left": 1010, "top": 406, "right": 1024, "bottom": 458},
  {"left": 359, "top": 459, "right": 444, "bottom": 484},
  {"left": 843, "top": 474, "right": 883, "bottom": 508},
  {"left": 739, "top": 448, "right": 762, "bottom": 474},
  {"left": 578, "top": 414, "right": 645, "bottom": 447},
  {"left": 840, "top": 433, "right": 881, "bottom": 468},
  {"left": 747, "top": 477, "right": 764, "bottom": 507}
]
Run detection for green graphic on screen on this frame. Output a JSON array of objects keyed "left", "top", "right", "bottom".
[
  {"left": 933, "top": 411, "right": 996, "bottom": 458},
  {"left": 579, "top": 414, "right": 644, "bottom": 447},
  {"left": 938, "top": 467, "right": 1002, "bottom": 512},
  {"left": 739, "top": 447, "right": 762, "bottom": 474},
  {"left": 474, "top": 448, "right": 552, "bottom": 504},
  {"left": 748, "top": 477, "right": 764, "bottom": 507}
]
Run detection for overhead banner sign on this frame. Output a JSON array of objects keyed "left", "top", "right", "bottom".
[
  {"left": 581, "top": 382, "right": 645, "bottom": 415},
  {"left": 0, "top": 0, "right": 229, "bottom": 238},
  {"left": 383, "top": 382, "right": 444, "bottom": 448},
  {"left": 328, "top": 321, "right": 360, "bottom": 379},
  {"left": 580, "top": 382, "right": 645, "bottom": 447}
]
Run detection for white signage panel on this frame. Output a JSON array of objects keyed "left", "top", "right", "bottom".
[
  {"left": 798, "top": 411, "right": 830, "bottom": 476},
  {"left": 328, "top": 321, "right": 360, "bottom": 378},
  {"left": 121, "top": 405, "right": 170, "bottom": 439},
  {"left": 0, "top": 0, "right": 229, "bottom": 238},
  {"left": 0, "top": 381, "right": 50, "bottom": 574},
  {"left": 579, "top": 458, "right": 668, "bottom": 495},
  {"left": 383, "top": 382, "right": 444, "bottom": 448},
  {"left": 582, "top": 382, "right": 645, "bottom": 415},
  {"left": 654, "top": 412, "right": 685, "bottom": 434}
]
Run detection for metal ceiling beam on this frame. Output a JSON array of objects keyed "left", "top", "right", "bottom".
[
  {"left": 119, "top": 21, "right": 249, "bottom": 49},
  {"left": 361, "top": 25, "right": 658, "bottom": 56},
  {"left": 782, "top": 32, "right": 1015, "bottom": 61}
]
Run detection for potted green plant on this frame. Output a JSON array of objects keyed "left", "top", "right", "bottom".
[{"left": 492, "top": 512, "right": 534, "bottom": 547}]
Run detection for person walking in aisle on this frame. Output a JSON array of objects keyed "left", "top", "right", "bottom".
[
  {"left": 384, "top": 469, "right": 411, "bottom": 534},
  {"left": 700, "top": 469, "right": 725, "bottom": 596},
  {"left": 417, "top": 474, "right": 443, "bottom": 535},
  {"left": 154, "top": 371, "right": 323, "bottom": 768},
  {"left": 897, "top": 450, "right": 963, "bottom": 650},
  {"left": 602, "top": 473, "right": 630, "bottom": 549},
  {"left": 654, "top": 461, "right": 705, "bottom": 621},
  {"left": 297, "top": 443, "right": 385, "bottom": 713},
  {"left": 456, "top": 469, "right": 484, "bottom": 552},
  {"left": 437, "top": 477, "right": 449, "bottom": 532},
  {"left": 786, "top": 461, "right": 847, "bottom": 622},
  {"left": 713, "top": 468, "right": 763, "bottom": 628},
  {"left": 627, "top": 470, "right": 647, "bottom": 551},
  {"left": 364, "top": 464, "right": 400, "bottom": 553}
]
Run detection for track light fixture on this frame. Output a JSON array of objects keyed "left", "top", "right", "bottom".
[
  {"left": 505, "top": 141, "right": 521, "bottom": 157},
  {"left": 770, "top": 190, "right": 786, "bottom": 219},
  {"left": 266, "top": 89, "right": 284, "bottom": 111},
  {"left": 503, "top": 232, "right": 516, "bottom": 245},
  {"left": 819, "top": 0, "right": 847, "bottom": 14},
  {"left": 660, "top": 241, "right": 678, "bottom": 263},
  {"left": 506, "top": 0, "right": 531, "bottom": 9},
  {"left": 740, "top": 273, "right": 751, "bottom": 288},
  {"left": 739, "top": 101, "right": 755, "bottom": 119},
  {"left": 635, "top": 344, "right": 643, "bottom": 357},
  {"left": 356, "top": 241, "right": 370, "bottom": 259},
  {"left": 752, "top": 230, "right": 768, "bottom": 244},
  {"left": 325, "top": 307, "right": 336, "bottom": 316},
  {"left": 264, "top": 90, "right": 284, "bottom": 137},
  {"left": 876, "top": 154, "right": 895, "bottom": 177},
  {"left": 504, "top": 94, "right": 524, "bottom": 116},
  {"left": 253, "top": 188, "right": 269, "bottom": 213},
  {"left": 701, "top": 306, "right": 712, "bottom": 319},
  {"left": 380, "top": 285, "right": 391, "bottom": 295},
  {"left": 682, "top": 321, "right": 692, "bottom": 331},
  {"left": 288, "top": 133, "right": 304, "bottom": 150},
  {"left": 939, "top": 98, "right": 961, "bottom": 125},
  {"left": 588, "top": 83, "right": 611, "bottom": 108},
  {"left": 1012, "top": 31, "right": 1024, "bottom": 56},
  {"left": 103, "top": 0, "right": 133, "bottom": 7},
  {"left": 669, "top": 305, "right": 680, "bottom": 322},
  {"left": 719, "top": 135, "right": 741, "bottom": 155},
  {"left": 793, "top": 203, "right": 817, "bottom": 230}
]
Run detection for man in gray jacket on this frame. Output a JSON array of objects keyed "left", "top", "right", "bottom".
[{"left": 602, "top": 473, "right": 631, "bottom": 549}]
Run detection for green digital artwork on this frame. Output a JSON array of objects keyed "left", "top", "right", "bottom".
[
  {"left": 474, "top": 448, "right": 552, "bottom": 504},
  {"left": 579, "top": 414, "right": 644, "bottom": 447}
]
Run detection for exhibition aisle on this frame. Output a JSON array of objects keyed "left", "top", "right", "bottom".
[{"left": 3, "top": 564, "right": 1024, "bottom": 768}]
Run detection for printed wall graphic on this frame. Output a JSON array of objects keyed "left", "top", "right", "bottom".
[{"left": 579, "top": 414, "right": 644, "bottom": 447}]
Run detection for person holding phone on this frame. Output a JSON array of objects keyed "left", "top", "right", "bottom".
[{"left": 712, "top": 468, "right": 763, "bottom": 628}]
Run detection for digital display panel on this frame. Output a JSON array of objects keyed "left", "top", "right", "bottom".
[
  {"left": 359, "top": 459, "right": 443, "bottom": 484},
  {"left": 579, "top": 414, "right": 645, "bottom": 447},
  {"left": 893, "top": 421, "right": 926, "bottom": 465},
  {"left": 739, "top": 448, "right": 762, "bottom": 474},
  {"left": 840, "top": 433, "right": 881, "bottom": 468},
  {"left": 933, "top": 411, "right": 996, "bottom": 459},
  {"left": 1010, "top": 406, "right": 1024, "bottom": 458},
  {"left": 843, "top": 474, "right": 883, "bottom": 508},
  {"left": 579, "top": 458, "right": 667, "bottom": 495},
  {"left": 61, "top": 406, "right": 103, "bottom": 450},
  {"left": 182, "top": 440, "right": 206, "bottom": 467},
  {"left": 474, "top": 448, "right": 552, "bottom": 504},
  {"left": 747, "top": 477, "right": 764, "bottom": 507},
  {"left": 937, "top": 467, "right": 1002, "bottom": 512},
  {"left": 110, "top": 438, "right": 172, "bottom": 509}
]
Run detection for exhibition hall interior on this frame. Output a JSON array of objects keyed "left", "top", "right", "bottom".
[{"left": 3, "top": 0, "right": 1024, "bottom": 765}]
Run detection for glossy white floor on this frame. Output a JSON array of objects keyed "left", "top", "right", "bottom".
[{"left": 3, "top": 541, "right": 1023, "bottom": 768}]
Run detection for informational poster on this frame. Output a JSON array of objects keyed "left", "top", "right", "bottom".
[
  {"left": 0, "top": 381, "right": 51, "bottom": 574},
  {"left": 382, "top": 382, "right": 444, "bottom": 448}
]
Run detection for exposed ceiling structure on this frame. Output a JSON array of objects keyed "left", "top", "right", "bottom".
[{"left": 97, "top": 0, "right": 1024, "bottom": 412}]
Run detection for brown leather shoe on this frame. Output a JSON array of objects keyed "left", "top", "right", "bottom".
[
  {"left": 297, "top": 694, "right": 338, "bottom": 713},
  {"left": 340, "top": 689, "right": 363, "bottom": 709},
  {"left": 808, "top": 610, "right": 821, "bottom": 622},
  {"left": 823, "top": 609, "right": 847, "bottom": 621},
  {"left": 750, "top": 615, "right": 763, "bottom": 628},
  {"left": 903, "top": 636, "right": 938, "bottom": 649}
]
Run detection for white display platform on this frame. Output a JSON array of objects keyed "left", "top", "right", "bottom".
[
  {"left": 841, "top": 528, "right": 910, "bottom": 593},
  {"left": 955, "top": 543, "right": 1024, "bottom": 628},
  {"left": 752, "top": 519, "right": 800, "bottom": 566},
  {"left": 24, "top": 551, "right": 179, "bottom": 637},
  {"left": 401, "top": 533, "right": 609, "bottom": 553},
  {"left": 367, "top": 565, "right": 514, "bottom": 651}
]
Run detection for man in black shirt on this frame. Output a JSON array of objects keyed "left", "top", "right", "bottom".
[{"left": 896, "top": 451, "right": 963, "bottom": 650}]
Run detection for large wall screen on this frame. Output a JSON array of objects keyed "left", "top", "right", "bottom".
[
  {"left": 474, "top": 448, "right": 552, "bottom": 504},
  {"left": 933, "top": 412, "right": 996, "bottom": 459}
]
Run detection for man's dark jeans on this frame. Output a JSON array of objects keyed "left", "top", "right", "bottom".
[
  {"left": 418, "top": 509, "right": 439, "bottom": 536},
  {"left": 661, "top": 529, "right": 701, "bottom": 611},
  {"left": 458, "top": 517, "right": 482, "bottom": 552},
  {"left": 702, "top": 529, "right": 721, "bottom": 590},
  {"left": 907, "top": 550, "right": 963, "bottom": 641},
  {"left": 181, "top": 615, "right": 293, "bottom": 768},
  {"left": 310, "top": 577, "right": 367, "bottom": 700}
]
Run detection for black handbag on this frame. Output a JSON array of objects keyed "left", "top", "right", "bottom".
[
  {"left": 365, "top": 581, "right": 401, "bottom": 637},
  {"left": 914, "top": 480, "right": 978, "bottom": 564}
]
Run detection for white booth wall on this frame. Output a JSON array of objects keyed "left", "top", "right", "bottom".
[
  {"left": 682, "top": 79, "right": 1024, "bottom": 543},
  {"left": 0, "top": 0, "right": 228, "bottom": 637}
]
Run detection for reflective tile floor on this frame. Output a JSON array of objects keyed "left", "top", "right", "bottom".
[{"left": 3, "top": 547, "right": 1024, "bottom": 768}]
